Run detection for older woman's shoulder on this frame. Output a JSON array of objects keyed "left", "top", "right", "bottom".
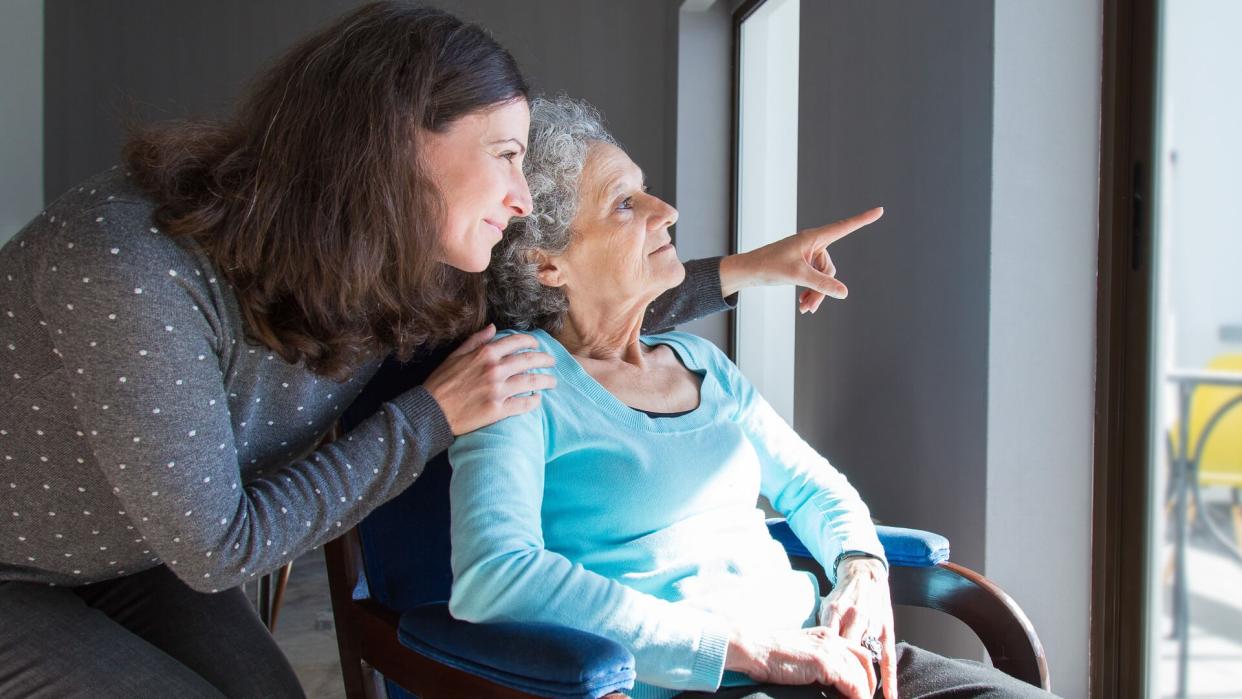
[
  {"left": 492, "top": 328, "right": 561, "bottom": 361},
  {"left": 493, "top": 328, "right": 549, "bottom": 345},
  {"left": 643, "top": 331, "right": 733, "bottom": 371}
]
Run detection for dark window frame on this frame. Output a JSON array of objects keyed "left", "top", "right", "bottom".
[
  {"left": 727, "top": 0, "right": 768, "bottom": 360},
  {"left": 1091, "top": 0, "right": 1159, "bottom": 696}
]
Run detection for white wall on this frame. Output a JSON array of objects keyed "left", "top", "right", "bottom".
[
  {"left": 987, "top": 3, "right": 1100, "bottom": 697},
  {"left": 735, "top": 0, "right": 799, "bottom": 424},
  {"left": 0, "top": 0, "right": 44, "bottom": 245}
]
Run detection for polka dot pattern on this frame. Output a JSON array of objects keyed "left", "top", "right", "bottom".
[{"left": 1, "top": 170, "right": 456, "bottom": 590}]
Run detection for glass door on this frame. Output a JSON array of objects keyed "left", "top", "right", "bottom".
[{"left": 1146, "top": 2, "right": 1242, "bottom": 696}]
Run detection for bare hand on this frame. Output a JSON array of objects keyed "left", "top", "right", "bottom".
[
  {"left": 424, "top": 325, "right": 556, "bottom": 435},
  {"left": 725, "top": 627, "right": 877, "bottom": 699},
  {"left": 822, "top": 558, "right": 898, "bottom": 699},
  {"left": 719, "top": 207, "right": 884, "bottom": 312}
]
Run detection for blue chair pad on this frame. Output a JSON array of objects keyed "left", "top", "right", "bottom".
[
  {"left": 397, "top": 602, "right": 636, "bottom": 699},
  {"left": 765, "top": 519, "right": 950, "bottom": 568}
]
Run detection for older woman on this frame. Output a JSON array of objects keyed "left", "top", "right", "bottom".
[{"left": 447, "top": 97, "right": 1054, "bottom": 699}]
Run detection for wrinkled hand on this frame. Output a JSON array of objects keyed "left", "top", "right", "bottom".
[
  {"left": 822, "top": 557, "right": 898, "bottom": 699},
  {"left": 424, "top": 324, "right": 556, "bottom": 435},
  {"left": 725, "top": 626, "right": 877, "bottom": 699},
  {"left": 719, "top": 207, "right": 884, "bottom": 313}
]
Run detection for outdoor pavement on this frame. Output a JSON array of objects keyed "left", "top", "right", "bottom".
[{"left": 1157, "top": 501, "right": 1242, "bottom": 699}]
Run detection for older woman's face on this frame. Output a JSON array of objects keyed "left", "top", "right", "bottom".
[{"left": 546, "top": 142, "right": 683, "bottom": 307}]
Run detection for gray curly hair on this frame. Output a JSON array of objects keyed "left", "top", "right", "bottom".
[{"left": 487, "top": 95, "right": 616, "bottom": 331}]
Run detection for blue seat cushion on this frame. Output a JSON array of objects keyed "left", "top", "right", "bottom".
[
  {"left": 397, "top": 602, "right": 636, "bottom": 699},
  {"left": 765, "top": 519, "right": 950, "bottom": 568}
]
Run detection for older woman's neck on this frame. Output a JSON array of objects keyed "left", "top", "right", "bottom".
[{"left": 553, "top": 304, "right": 650, "bottom": 364}]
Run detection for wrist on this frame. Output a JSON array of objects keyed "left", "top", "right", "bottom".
[
  {"left": 719, "top": 251, "right": 762, "bottom": 298},
  {"left": 724, "top": 629, "right": 762, "bottom": 675},
  {"left": 835, "top": 554, "right": 888, "bottom": 582}
]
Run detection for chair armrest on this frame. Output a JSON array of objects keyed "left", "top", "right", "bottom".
[
  {"left": 765, "top": 519, "right": 950, "bottom": 568},
  {"left": 397, "top": 603, "right": 636, "bottom": 699},
  {"left": 874, "top": 526, "right": 950, "bottom": 567},
  {"left": 763, "top": 519, "right": 1048, "bottom": 690}
]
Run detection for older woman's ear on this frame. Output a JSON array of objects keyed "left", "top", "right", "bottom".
[{"left": 532, "top": 251, "right": 566, "bottom": 288}]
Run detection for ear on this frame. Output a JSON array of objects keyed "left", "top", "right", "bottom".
[{"left": 532, "top": 250, "right": 566, "bottom": 288}]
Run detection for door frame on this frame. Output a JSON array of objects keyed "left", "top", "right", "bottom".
[{"left": 1091, "top": 0, "right": 1160, "bottom": 696}]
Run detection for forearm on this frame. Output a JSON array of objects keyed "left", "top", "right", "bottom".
[
  {"left": 106, "top": 392, "right": 447, "bottom": 592},
  {"left": 741, "top": 390, "right": 885, "bottom": 582},
  {"left": 718, "top": 250, "right": 765, "bottom": 299},
  {"left": 450, "top": 546, "right": 731, "bottom": 689}
]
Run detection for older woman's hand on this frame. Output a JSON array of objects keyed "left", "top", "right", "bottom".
[
  {"left": 725, "top": 626, "right": 877, "bottom": 699},
  {"left": 821, "top": 557, "right": 898, "bottom": 699},
  {"left": 719, "top": 207, "right": 884, "bottom": 313}
]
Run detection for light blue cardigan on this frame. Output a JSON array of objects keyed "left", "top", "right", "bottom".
[{"left": 448, "top": 330, "right": 884, "bottom": 698}]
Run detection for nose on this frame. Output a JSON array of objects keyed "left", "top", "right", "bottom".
[
  {"left": 651, "top": 197, "right": 678, "bottom": 230},
  {"left": 505, "top": 170, "right": 533, "bottom": 217}
]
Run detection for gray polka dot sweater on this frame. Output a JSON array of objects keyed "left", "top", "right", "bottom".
[{"left": 1, "top": 168, "right": 731, "bottom": 592}]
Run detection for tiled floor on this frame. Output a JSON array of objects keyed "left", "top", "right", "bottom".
[{"left": 269, "top": 547, "right": 346, "bottom": 699}]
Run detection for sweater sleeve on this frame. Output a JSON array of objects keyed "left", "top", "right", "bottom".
[
  {"left": 30, "top": 206, "right": 453, "bottom": 592},
  {"left": 708, "top": 341, "right": 885, "bottom": 585},
  {"left": 643, "top": 257, "right": 737, "bottom": 333},
  {"left": 447, "top": 409, "right": 732, "bottom": 692}
]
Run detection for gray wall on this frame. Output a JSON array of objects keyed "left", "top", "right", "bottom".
[
  {"left": 674, "top": 0, "right": 733, "bottom": 350},
  {"left": 43, "top": 0, "right": 679, "bottom": 208},
  {"left": 794, "top": 1, "right": 996, "bottom": 660},
  {"left": 37, "top": 1, "right": 1100, "bottom": 690},
  {"left": 1, "top": 0, "right": 44, "bottom": 245}
]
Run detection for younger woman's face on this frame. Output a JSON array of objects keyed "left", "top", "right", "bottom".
[{"left": 421, "top": 99, "right": 533, "bottom": 272}]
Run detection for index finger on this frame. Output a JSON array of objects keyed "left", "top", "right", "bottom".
[
  {"left": 812, "top": 206, "right": 884, "bottom": 246},
  {"left": 484, "top": 332, "right": 542, "bottom": 358},
  {"left": 448, "top": 323, "right": 497, "bottom": 358}
]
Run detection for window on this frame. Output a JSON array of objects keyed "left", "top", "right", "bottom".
[{"left": 733, "top": 0, "right": 799, "bottom": 423}]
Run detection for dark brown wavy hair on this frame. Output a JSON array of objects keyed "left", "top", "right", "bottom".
[{"left": 123, "top": 2, "right": 528, "bottom": 379}]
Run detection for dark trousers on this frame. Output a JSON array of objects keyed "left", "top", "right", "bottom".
[
  {"left": 0, "top": 566, "right": 304, "bottom": 698},
  {"left": 676, "top": 643, "right": 1056, "bottom": 699}
]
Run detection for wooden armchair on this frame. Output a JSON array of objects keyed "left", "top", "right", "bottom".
[{"left": 323, "top": 355, "right": 1049, "bottom": 698}]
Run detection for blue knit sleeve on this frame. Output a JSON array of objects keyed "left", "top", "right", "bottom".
[
  {"left": 447, "top": 407, "right": 732, "bottom": 692},
  {"left": 686, "top": 335, "right": 886, "bottom": 585}
]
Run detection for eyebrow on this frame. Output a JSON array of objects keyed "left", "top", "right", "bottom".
[
  {"left": 599, "top": 168, "right": 646, "bottom": 207},
  {"left": 489, "top": 138, "right": 527, "bottom": 154}
]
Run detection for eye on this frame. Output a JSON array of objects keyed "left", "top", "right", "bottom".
[
  {"left": 499, "top": 151, "right": 519, "bottom": 162},
  {"left": 617, "top": 196, "right": 634, "bottom": 211}
]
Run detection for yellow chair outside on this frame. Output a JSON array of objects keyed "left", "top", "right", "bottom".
[{"left": 1169, "top": 353, "right": 1242, "bottom": 545}]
